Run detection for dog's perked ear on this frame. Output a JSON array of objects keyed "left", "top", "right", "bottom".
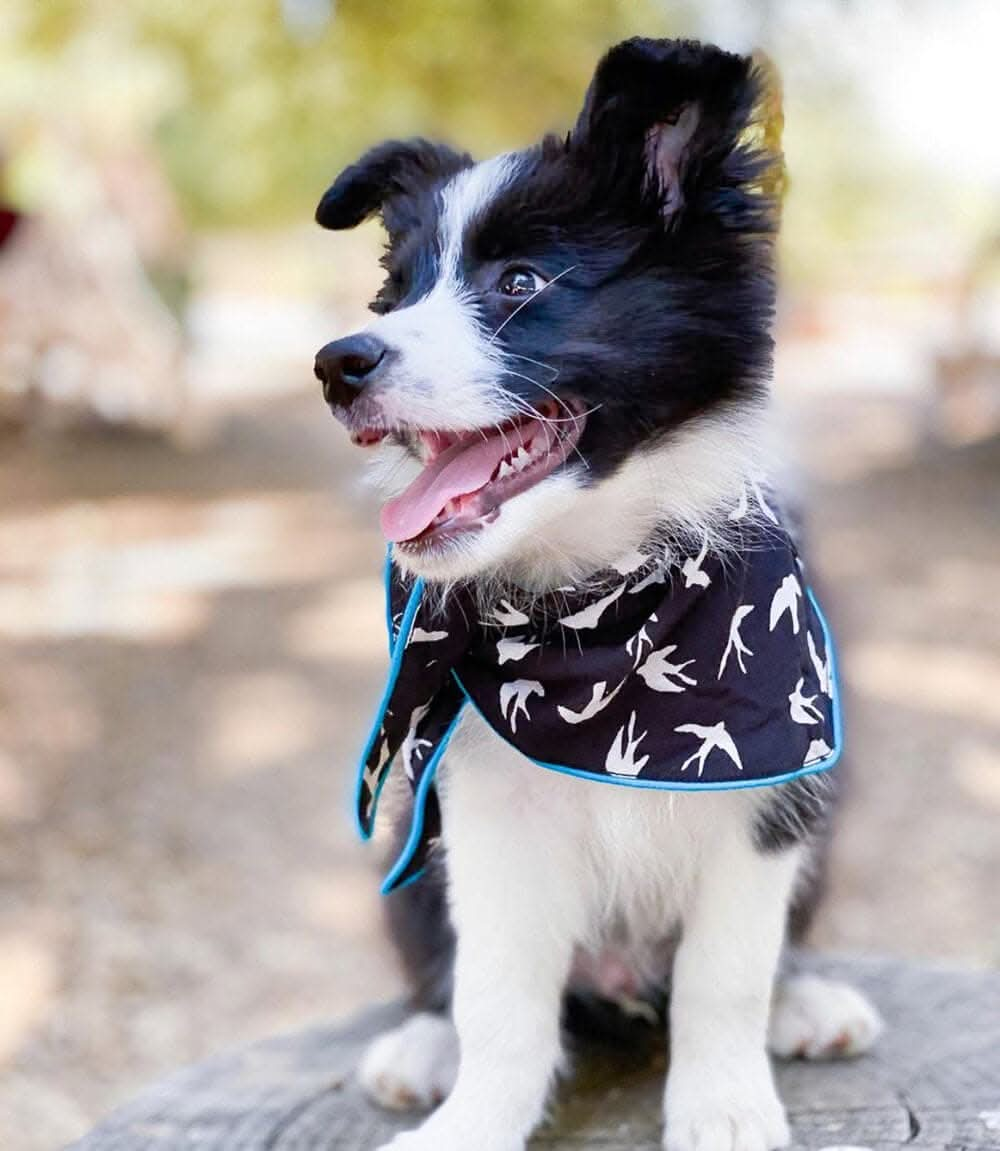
[
  {"left": 572, "top": 37, "right": 773, "bottom": 229},
  {"left": 315, "top": 139, "right": 472, "bottom": 234}
]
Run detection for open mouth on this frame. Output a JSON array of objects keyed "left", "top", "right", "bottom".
[{"left": 352, "top": 400, "right": 586, "bottom": 548}]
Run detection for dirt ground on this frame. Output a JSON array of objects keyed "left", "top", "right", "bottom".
[{"left": 0, "top": 386, "right": 997, "bottom": 1151}]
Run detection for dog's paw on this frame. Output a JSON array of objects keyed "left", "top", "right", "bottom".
[
  {"left": 664, "top": 1066, "right": 789, "bottom": 1151},
  {"left": 359, "top": 1013, "right": 459, "bottom": 1112},
  {"left": 768, "top": 974, "right": 882, "bottom": 1060}
]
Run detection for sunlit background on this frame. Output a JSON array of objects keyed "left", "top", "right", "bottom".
[{"left": 1, "top": 2, "right": 998, "bottom": 1148}]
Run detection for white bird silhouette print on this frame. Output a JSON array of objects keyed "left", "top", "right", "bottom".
[
  {"left": 401, "top": 702, "right": 433, "bottom": 779},
  {"left": 675, "top": 721, "right": 743, "bottom": 777},
  {"left": 612, "top": 547, "right": 649, "bottom": 575},
  {"left": 491, "top": 599, "right": 530, "bottom": 627},
  {"left": 637, "top": 645, "right": 697, "bottom": 693},
  {"left": 557, "top": 679, "right": 626, "bottom": 724},
  {"left": 408, "top": 627, "right": 449, "bottom": 644},
  {"left": 628, "top": 564, "right": 667, "bottom": 595},
  {"left": 718, "top": 604, "right": 755, "bottom": 677},
  {"left": 807, "top": 631, "right": 833, "bottom": 697},
  {"left": 625, "top": 625, "right": 654, "bottom": 668},
  {"left": 361, "top": 730, "right": 393, "bottom": 818},
  {"left": 681, "top": 536, "right": 712, "bottom": 589},
  {"left": 499, "top": 679, "right": 545, "bottom": 733},
  {"left": 769, "top": 573, "right": 802, "bottom": 635},
  {"left": 605, "top": 711, "right": 650, "bottom": 776},
  {"left": 804, "top": 737, "right": 834, "bottom": 765},
  {"left": 788, "top": 677, "right": 824, "bottom": 725},
  {"left": 558, "top": 582, "right": 626, "bottom": 630},
  {"left": 496, "top": 636, "right": 540, "bottom": 664}
]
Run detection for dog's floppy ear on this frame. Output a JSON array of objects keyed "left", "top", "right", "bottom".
[
  {"left": 316, "top": 139, "right": 471, "bottom": 234},
  {"left": 572, "top": 38, "right": 763, "bottom": 227}
]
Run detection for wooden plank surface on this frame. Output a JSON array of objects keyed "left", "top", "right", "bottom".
[{"left": 69, "top": 955, "right": 1000, "bottom": 1151}]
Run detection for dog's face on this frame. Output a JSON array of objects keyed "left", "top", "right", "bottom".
[{"left": 315, "top": 39, "right": 779, "bottom": 583}]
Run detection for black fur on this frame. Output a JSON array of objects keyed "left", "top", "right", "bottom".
[
  {"left": 753, "top": 772, "right": 839, "bottom": 854},
  {"left": 316, "top": 37, "right": 781, "bottom": 481},
  {"left": 316, "top": 137, "right": 470, "bottom": 236},
  {"left": 323, "top": 38, "right": 832, "bottom": 1031}
]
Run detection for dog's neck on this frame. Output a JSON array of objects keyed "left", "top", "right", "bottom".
[{"left": 496, "top": 403, "right": 783, "bottom": 593}]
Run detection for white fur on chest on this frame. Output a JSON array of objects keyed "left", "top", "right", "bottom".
[{"left": 438, "top": 704, "right": 772, "bottom": 965}]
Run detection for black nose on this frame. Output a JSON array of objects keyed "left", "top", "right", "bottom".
[{"left": 314, "top": 334, "right": 386, "bottom": 407}]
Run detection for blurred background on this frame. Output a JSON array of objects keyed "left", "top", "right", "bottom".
[{"left": 0, "top": 1, "right": 997, "bottom": 1148}]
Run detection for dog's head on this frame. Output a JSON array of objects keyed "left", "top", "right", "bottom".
[{"left": 315, "top": 38, "right": 781, "bottom": 584}]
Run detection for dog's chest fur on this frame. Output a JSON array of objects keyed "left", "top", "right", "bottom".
[{"left": 438, "top": 704, "right": 785, "bottom": 994}]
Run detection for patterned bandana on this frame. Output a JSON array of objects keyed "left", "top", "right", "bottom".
[{"left": 355, "top": 491, "right": 841, "bottom": 893}]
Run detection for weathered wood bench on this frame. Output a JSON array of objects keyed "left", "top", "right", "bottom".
[{"left": 69, "top": 955, "right": 1000, "bottom": 1150}]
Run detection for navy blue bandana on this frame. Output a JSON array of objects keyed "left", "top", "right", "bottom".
[{"left": 355, "top": 496, "right": 841, "bottom": 893}]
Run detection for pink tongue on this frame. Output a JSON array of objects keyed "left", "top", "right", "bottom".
[{"left": 381, "top": 422, "right": 538, "bottom": 542}]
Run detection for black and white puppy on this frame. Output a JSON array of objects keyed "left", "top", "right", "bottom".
[{"left": 315, "top": 37, "right": 880, "bottom": 1151}]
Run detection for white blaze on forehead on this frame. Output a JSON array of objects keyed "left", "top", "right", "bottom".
[
  {"left": 437, "top": 153, "right": 525, "bottom": 284},
  {"left": 361, "top": 153, "right": 525, "bottom": 431}
]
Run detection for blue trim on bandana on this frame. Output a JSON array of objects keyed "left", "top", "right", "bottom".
[
  {"left": 447, "top": 585, "right": 842, "bottom": 794},
  {"left": 353, "top": 575, "right": 426, "bottom": 841},
  {"left": 380, "top": 702, "right": 467, "bottom": 894},
  {"left": 383, "top": 546, "right": 396, "bottom": 653}
]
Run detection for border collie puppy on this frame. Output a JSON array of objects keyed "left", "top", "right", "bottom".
[{"left": 314, "top": 37, "right": 880, "bottom": 1151}]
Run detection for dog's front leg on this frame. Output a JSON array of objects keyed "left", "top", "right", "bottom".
[
  {"left": 377, "top": 764, "right": 585, "bottom": 1151},
  {"left": 664, "top": 828, "right": 801, "bottom": 1151}
]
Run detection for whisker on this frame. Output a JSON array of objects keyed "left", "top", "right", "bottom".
[
  {"left": 488, "top": 377, "right": 602, "bottom": 473},
  {"left": 505, "top": 351, "right": 561, "bottom": 379},
  {"left": 488, "top": 264, "right": 578, "bottom": 344}
]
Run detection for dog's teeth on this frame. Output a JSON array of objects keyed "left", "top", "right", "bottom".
[
  {"left": 513, "top": 447, "right": 531, "bottom": 471},
  {"left": 497, "top": 460, "right": 514, "bottom": 480}
]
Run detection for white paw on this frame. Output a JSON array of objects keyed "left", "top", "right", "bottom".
[
  {"left": 768, "top": 975, "right": 882, "bottom": 1060},
  {"left": 359, "top": 1013, "right": 459, "bottom": 1112},
  {"left": 665, "top": 1068, "right": 790, "bottom": 1151}
]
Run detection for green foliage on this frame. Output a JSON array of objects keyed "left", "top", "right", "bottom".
[{"left": 6, "top": 0, "right": 673, "bottom": 226}]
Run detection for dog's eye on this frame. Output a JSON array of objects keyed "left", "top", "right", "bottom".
[{"left": 497, "top": 267, "right": 546, "bottom": 297}]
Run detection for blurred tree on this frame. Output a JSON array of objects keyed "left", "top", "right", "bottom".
[
  {"left": 3, "top": 0, "right": 990, "bottom": 289},
  {"left": 5, "top": 0, "right": 673, "bottom": 226}
]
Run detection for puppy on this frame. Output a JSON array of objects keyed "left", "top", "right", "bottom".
[{"left": 314, "top": 37, "right": 880, "bottom": 1151}]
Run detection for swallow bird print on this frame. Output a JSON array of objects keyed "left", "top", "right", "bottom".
[
  {"left": 769, "top": 573, "right": 802, "bottom": 635},
  {"left": 718, "top": 604, "right": 755, "bottom": 677},
  {"left": 556, "top": 679, "right": 626, "bottom": 724},
  {"left": 408, "top": 627, "right": 449, "bottom": 644},
  {"left": 400, "top": 702, "right": 433, "bottom": 780},
  {"left": 625, "top": 625, "right": 654, "bottom": 668},
  {"left": 558, "top": 582, "right": 627, "bottom": 630},
  {"left": 497, "top": 636, "right": 541, "bottom": 664},
  {"left": 788, "top": 677, "right": 824, "bottom": 725},
  {"left": 605, "top": 711, "right": 650, "bottom": 777},
  {"left": 491, "top": 599, "right": 530, "bottom": 627},
  {"left": 499, "top": 679, "right": 545, "bottom": 733},
  {"left": 675, "top": 721, "right": 743, "bottom": 777},
  {"left": 807, "top": 630, "right": 833, "bottom": 697},
  {"left": 681, "top": 536, "right": 712, "bottom": 589},
  {"left": 637, "top": 645, "right": 698, "bottom": 693}
]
